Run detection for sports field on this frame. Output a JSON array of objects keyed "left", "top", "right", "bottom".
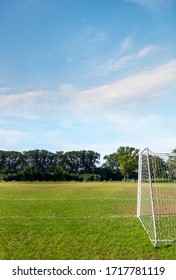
[{"left": 0, "top": 181, "right": 176, "bottom": 260}]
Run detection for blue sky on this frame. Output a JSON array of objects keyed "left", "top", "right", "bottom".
[{"left": 0, "top": 0, "right": 176, "bottom": 159}]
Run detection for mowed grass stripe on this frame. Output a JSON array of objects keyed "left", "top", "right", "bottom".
[
  {"left": 0, "top": 181, "right": 137, "bottom": 200},
  {"left": 0, "top": 198, "right": 136, "bottom": 217}
]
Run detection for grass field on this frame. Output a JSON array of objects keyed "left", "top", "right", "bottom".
[{"left": 0, "top": 181, "right": 176, "bottom": 260}]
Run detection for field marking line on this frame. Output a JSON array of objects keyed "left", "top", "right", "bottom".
[
  {"left": 0, "top": 215, "right": 136, "bottom": 219},
  {"left": 0, "top": 198, "right": 136, "bottom": 201}
]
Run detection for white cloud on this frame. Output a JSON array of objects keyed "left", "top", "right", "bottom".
[
  {"left": 1, "top": 59, "right": 175, "bottom": 125},
  {"left": 105, "top": 55, "right": 133, "bottom": 71},
  {"left": 95, "top": 45, "right": 159, "bottom": 76},
  {"left": 0, "top": 91, "right": 43, "bottom": 119},
  {"left": 0, "top": 68, "right": 175, "bottom": 156},
  {"left": 68, "top": 59, "right": 176, "bottom": 114},
  {"left": 137, "top": 46, "right": 158, "bottom": 57},
  {"left": 0, "top": 84, "right": 78, "bottom": 120},
  {"left": 94, "top": 55, "right": 133, "bottom": 76},
  {"left": 0, "top": 87, "right": 10, "bottom": 93},
  {"left": 58, "top": 83, "right": 77, "bottom": 96}
]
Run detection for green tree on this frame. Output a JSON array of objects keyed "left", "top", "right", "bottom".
[
  {"left": 167, "top": 149, "right": 176, "bottom": 180},
  {"left": 150, "top": 155, "right": 167, "bottom": 181},
  {"left": 0, "top": 150, "right": 24, "bottom": 180},
  {"left": 63, "top": 150, "right": 100, "bottom": 174},
  {"left": 23, "top": 149, "right": 56, "bottom": 180},
  {"left": 117, "top": 146, "right": 139, "bottom": 181},
  {"left": 102, "top": 153, "right": 122, "bottom": 180}
]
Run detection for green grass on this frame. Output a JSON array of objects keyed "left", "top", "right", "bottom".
[{"left": 0, "top": 181, "right": 176, "bottom": 260}]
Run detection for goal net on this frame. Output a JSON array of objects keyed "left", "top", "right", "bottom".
[{"left": 137, "top": 148, "right": 176, "bottom": 247}]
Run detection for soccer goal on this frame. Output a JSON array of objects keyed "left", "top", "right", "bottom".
[{"left": 137, "top": 148, "right": 176, "bottom": 247}]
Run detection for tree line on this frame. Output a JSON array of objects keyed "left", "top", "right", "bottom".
[{"left": 0, "top": 146, "right": 139, "bottom": 181}]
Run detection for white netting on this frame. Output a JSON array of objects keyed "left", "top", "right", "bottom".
[{"left": 138, "top": 148, "right": 176, "bottom": 246}]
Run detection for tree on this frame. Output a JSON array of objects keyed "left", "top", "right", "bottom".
[
  {"left": 63, "top": 150, "right": 100, "bottom": 174},
  {"left": 150, "top": 155, "right": 167, "bottom": 180},
  {"left": 82, "top": 150, "right": 100, "bottom": 174},
  {"left": 0, "top": 150, "right": 24, "bottom": 180},
  {"left": 117, "top": 146, "right": 139, "bottom": 181},
  {"left": 102, "top": 153, "right": 122, "bottom": 180},
  {"left": 167, "top": 148, "right": 176, "bottom": 180},
  {"left": 22, "top": 149, "right": 56, "bottom": 180}
]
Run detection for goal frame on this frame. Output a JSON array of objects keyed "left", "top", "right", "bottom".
[{"left": 137, "top": 147, "right": 176, "bottom": 247}]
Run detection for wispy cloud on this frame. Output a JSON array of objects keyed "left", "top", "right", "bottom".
[
  {"left": 137, "top": 45, "right": 158, "bottom": 57},
  {"left": 1, "top": 58, "right": 175, "bottom": 123},
  {"left": 120, "top": 34, "right": 134, "bottom": 51},
  {"left": 68, "top": 59, "right": 176, "bottom": 115},
  {"left": 58, "top": 83, "right": 77, "bottom": 96},
  {"left": 0, "top": 91, "right": 43, "bottom": 119},
  {"left": 0, "top": 87, "right": 10, "bottom": 93},
  {"left": 95, "top": 44, "right": 159, "bottom": 76},
  {"left": 96, "top": 55, "right": 132, "bottom": 75}
]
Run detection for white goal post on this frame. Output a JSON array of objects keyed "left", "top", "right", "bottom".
[{"left": 137, "top": 148, "right": 176, "bottom": 247}]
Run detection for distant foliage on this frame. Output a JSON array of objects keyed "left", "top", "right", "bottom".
[
  {"left": 0, "top": 146, "right": 151, "bottom": 182},
  {"left": 0, "top": 149, "right": 100, "bottom": 181}
]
